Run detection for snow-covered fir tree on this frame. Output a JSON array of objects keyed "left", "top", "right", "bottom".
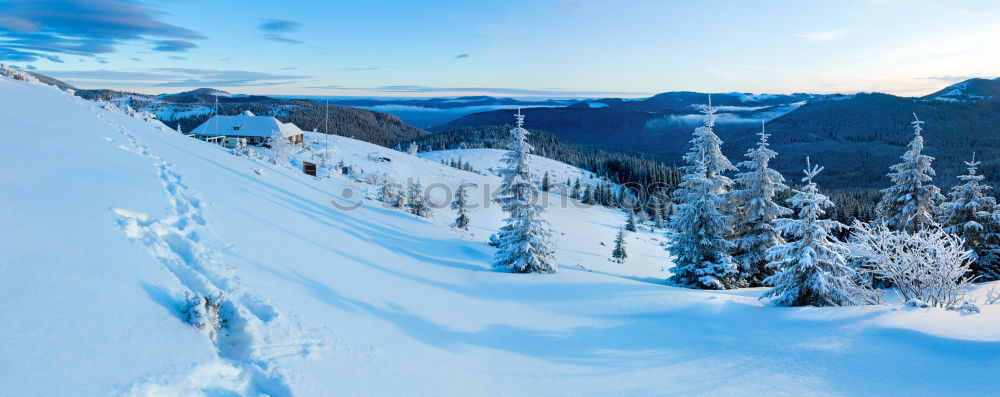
[
  {"left": 938, "top": 153, "right": 1000, "bottom": 280},
  {"left": 407, "top": 142, "right": 419, "bottom": 155},
  {"left": 406, "top": 179, "right": 433, "bottom": 218},
  {"left": 730, "top": 122, "right": 792, "bottom": 287},
  {"left": 876, "top": 114, "right": 945, "bottom": 232},
  {"left": 581, "top": 185, "right": 594, "bottom": 205},
  {"left": 492, "top": 110, "right": 557, "bottom": 273},
  {"left": 452, "top": 183, "right": 472, "bottom": 231},
  {"left": 571, "top": 178, "right": 582, "bottom": 199},
  {"left": 666, "top": 99, "right": 738, "bottom": 289},
  {"left": 611, "top": 228, "right": 628, "bottom": 263},
  {"left": 625, "top": 210, "right": 637, "bottom": 232},
  {"left": 649, "top": 194, "right": 665, "bottom": 229},
  {"left": 541, "top": 171, "right": 551, "bottom": 192},
  {"left": 762, "top": 158, "right": 864, "bottom": 307}
]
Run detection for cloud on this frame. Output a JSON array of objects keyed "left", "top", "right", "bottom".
[
  {"left": 40, "top": 68, "right": 312, "bottom": 88},
  {"left": 264, "top": 34, "right": 303, "bottom": 44},
  {"left": 794, "top": 30, "right": 847, "bottom": 41},
  {"left": 257, "top": 19, "right": 303, "bottom": 45},
  {"left": 258, "top": 19, "right": 302, "bottom": 33},
  {"left": 917, "top": 75, "right": 983, "bottom": 82},
  {"left": 336, "top": 67, "right": 381, "bottom": 72},
  {"left": 0, "top": 0, "right": 205, "bottom": 62},
  {"left": 312, "top": 84, "right": 649, "bottom": 97},
  {"left": 152, "top": 40, "right": 198, "bottom": 52},
  {"left": 150, "top": 68, "right": 309, "bottom": 87},
  {"left": 454, "top": 53, "right": 469, "bottom": 59}
]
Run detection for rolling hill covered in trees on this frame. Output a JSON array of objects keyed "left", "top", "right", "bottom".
[{"left": 438, "top": 85, "right": 1000, "bottom": 190}]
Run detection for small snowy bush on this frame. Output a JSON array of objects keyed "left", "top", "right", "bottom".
[
  {"left": 267, "top": 130, "right": 295, "bottom": 165},
  {"left": 184, "top": 293, "right": 225, "bottom": 341},
  {"left": 849, "top": 221, "right": 976, "bottom": 308}
]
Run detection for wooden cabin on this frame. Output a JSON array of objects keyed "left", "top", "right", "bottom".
[{"left": 189, "top": 110, "right": 304, "bottom": 146}]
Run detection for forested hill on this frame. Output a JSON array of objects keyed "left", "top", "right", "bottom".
[
  {"left": 756, "top": 93, "right": 1000, "bottom": 189},
  {"left": 163, "top": 100, "right": 428, "bottom": 146},
  {"left": 62, "top": 83, "right": 429, "bottom": 147},
  {"left": 439, "top": 93, "right": 1000, "bottom": 190}
]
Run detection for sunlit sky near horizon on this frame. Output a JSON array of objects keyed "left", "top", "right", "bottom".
[{"left": 2, "top": 0, "right": 1000, "bottom": 98}]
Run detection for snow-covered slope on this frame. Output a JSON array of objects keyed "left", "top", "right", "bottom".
[
  {"left": 418, "top": 148, "right": 608, "bottom": 188},
  {"left": 3, "top": 76, "right": 1000, "bottom": 396}
]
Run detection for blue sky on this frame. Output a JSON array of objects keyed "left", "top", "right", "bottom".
[{"left": 2, "top": 0, "right": 999, "bottom": 97}]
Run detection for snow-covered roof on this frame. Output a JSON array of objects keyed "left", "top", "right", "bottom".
[{"left": 189, "top": 112, "right": 303, "bottom": 138}]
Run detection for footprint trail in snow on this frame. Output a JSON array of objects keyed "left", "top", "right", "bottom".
[{"left": 89, "top": 102, "right": 323, "bottom": 396}]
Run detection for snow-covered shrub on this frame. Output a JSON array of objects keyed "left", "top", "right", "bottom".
[
  {"left": 848, "top": 221, "right": 976, "bottom": 308},
  {"left": 378, "top": 179, "right": 404, "bottom": 209},
  {"left": 984, "top": 286, "right": 1000, "bottom": 305},
  {"left": 267, "top": 130, "right": 295, "bottom": 165},
  {"left": 184, "top": 293, "right": 225, "bottom": 341},
  {"left": 946, "top": 300, "right": 980, "bottom": 313}
]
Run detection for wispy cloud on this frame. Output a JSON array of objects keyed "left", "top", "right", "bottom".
[
  {"left": 917, "top": 75, "right": 985, "bottom": 82},
  {"left": 40, "top": 68, "right": 312, "bottom": 88},
  {"left": 0, "top": 0, "right": 204, "bottom": 62},
  {"left": 310, "top": 84, "right": 649, "bottom": 97},
  {"left": 336, "top": 67, "right": 382, "bottom": 72},
  {"left": 152, "top": 40, "right": 198, "bottom": 52},
  {"left": 258, "top": 19, "right": 302, "bottom": 33},
  {"left": 264, "top": 35, "right": 303, "bottom": 44},
  {"left": 258, "top": 19, "right": 303, "bottom": 44},
  {"left": 454, "top": 53, "right": 469, "bottom": 59},
  {"left": 794, "top": 30, "right": 847, "bottom": 41}
]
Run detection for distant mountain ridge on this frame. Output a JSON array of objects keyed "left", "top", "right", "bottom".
[
  {"left": 436, "top": 84, "right": 1000, "bottom": 190},
  {"left": 924, "top": 77, "right": 1000, "bottom": 102},
  {"left": 75, "top": 86, "right": 428, "bottom": 146}
]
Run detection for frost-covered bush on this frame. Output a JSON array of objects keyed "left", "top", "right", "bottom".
[
  {"left": 184, "top": 293, "right": 225, "bottom": 341},
  {"left": 848, "top": 221, "right": 976, "bottom": 308},
  {"left": 267, "top": 130, "right": 295, "bottom": 165}
]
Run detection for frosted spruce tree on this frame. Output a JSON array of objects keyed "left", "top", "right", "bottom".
[
  {"left": 762, "top": 158, "right": 864, "bottom": 307},
  {"left": 492, "top": 110, "right": 557, "bottom": 273},
  {"left": 666, "top": 99, "right": 738, "bottom": 289},
  {"left": 649, "top": 194, "right": 665, "bottom": 229},
  {"left": 731, "top": 122, "right": 792, "bottom": 287},
  {"left": 625, "top": 210, "right": 638, "bottom": 232},
  {"left": 406, "top": 179, "right": 433, "bottom": 218},
  {"left": 452, "top": 183, "right": 472, "bottom": 231},
  {"left": 938, "top": 153, "right": 1000, "bottom": 280},
  {"left": 612, "top": 228, "right": 628, "bottom": 263},
  {"left": 876, "top": 114, "right": 945, "bottom": 232}
]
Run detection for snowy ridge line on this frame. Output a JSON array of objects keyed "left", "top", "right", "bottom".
[{"left": 87, "top": 103, "right": 322, "bottom": 396}]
